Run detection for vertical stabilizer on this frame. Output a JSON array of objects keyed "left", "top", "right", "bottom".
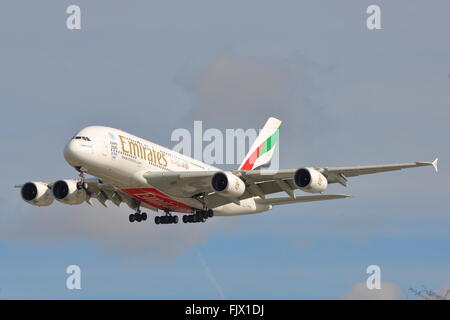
[{"left": 239, "top": 117, "right": 282, "bottom": 170}]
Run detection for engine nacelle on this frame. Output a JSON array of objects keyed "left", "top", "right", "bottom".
[
  {"left": 21, "top": 181, "right": 54, "bottom": 206},
  {"left": 52, "top": 179, "right": 86, "bottom": 205},
  {"left": 294, "top": 168, "right": 328, "bottom": 193},
  {"left": 211, "top": 171, "right": 246, "bottom": 198}
]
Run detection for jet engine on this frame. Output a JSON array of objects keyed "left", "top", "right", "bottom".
[
  {"left": 211, "top": 171, "right": 245, "bottom": 198},
  {"left": 21, "top": 181, "right": 54, "bottom": 206},
  {"left": 294, "top": 168, "right": 328, "bottom": 193},
  {"left": 52, "top": 179, "right": 87, "bottom": 205}
]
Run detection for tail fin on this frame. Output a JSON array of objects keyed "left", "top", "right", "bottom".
[{"left": 239, "top": 117, "right": 282, "bottom": 170}]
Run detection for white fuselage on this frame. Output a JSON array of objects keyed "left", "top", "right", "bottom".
[{"left": 64, "top": 126, "right": 272, "bottom": 216}]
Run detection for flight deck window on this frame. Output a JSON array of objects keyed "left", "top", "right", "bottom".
[{"left": 72, "top": 136, "right": 91, "bottom": 141}]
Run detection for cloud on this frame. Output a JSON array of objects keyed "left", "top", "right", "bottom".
[
  {"left": 408, "top": 283, "right": 450, "bottom": 300},
  {"left": 340, "top": 282, "right": 403, "bottom": 300},
  {"left": 438, "top": 283, "right": 450, "bottom": 299},
  {"left": 0, "top": 202, "right": 234, "bottom": 259},
  {"left": 172, "top": 53, "right": 340, "bottom": 170},
  {"left": 175, "top": 53, "right": 338, "bottom": 140}
]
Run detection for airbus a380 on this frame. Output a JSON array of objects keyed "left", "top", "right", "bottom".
[{"left": 19, "top": 117, "right": 438, "bottom": 224}]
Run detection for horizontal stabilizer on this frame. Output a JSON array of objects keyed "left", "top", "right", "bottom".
[{"left": 255, "top": 194, "right": 351, "bottom": 206}]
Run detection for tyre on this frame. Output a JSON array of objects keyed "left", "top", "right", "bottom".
[
  {"left": 135, "top": 213, "right": 142, "bottom": 222},
  {"left": 141, "top": 212, "right": 147, "bottom": 221},
  {"left": 155, "top": 216, "right": 160, "bottom": 224},
  {"left": 129, "top": 214, "right": 135, "bottom": 223},
  {"left": 173, "top": 216, "right": 179, "bottom": 224}
]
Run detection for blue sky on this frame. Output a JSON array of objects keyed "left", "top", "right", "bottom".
[{"left": 0, "top": 0, "right": 449, "bottom": 299}]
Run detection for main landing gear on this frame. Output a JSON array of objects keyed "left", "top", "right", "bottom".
[
  {"left": 128, "top": 207, "right": 214, "bottom": 225},
  {"left": 155, "top": 210, "right": 179, "bottom": 225},
  {"left": 129, "top": 209, "right": 147, "bottom": 223},
  {"left": 182, "top": 209, "right": 214, "bottom": 223}
]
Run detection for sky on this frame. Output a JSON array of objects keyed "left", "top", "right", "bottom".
[{"left": 0, "top": 0, "right": 449, "bottom": 299}]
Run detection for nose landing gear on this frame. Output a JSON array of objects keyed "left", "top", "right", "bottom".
[{"left": 75, "top": 167, "right": 88, "bottom": 190}]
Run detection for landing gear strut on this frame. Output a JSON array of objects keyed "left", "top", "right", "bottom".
[
  {"left": 75, "top": 167, "right": 88, "bottom": 190},
  {"left": 183, "top": 193, "right": 214, "bottom": 223},
  {"left": 155, "top": 210, "right": 178, "bottom": 225}
]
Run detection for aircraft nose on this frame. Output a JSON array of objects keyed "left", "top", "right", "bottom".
[{"left": 64, "top": 140, "right": 83, "bottom": 167}]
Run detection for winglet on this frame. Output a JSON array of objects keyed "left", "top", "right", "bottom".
[{"left": 432, "top": 158, "right": 438, "bottom": 173}]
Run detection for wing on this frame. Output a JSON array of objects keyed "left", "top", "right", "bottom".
[
  {"left": 143, "top": 170, "right": 303, "bottom": 207},
  {"left": 255, "top": 194, "right": 351, "bottom": 206},
  {"left": 83, "top": 178, "right": 159, "bottom": 212},
  {"left": 142, "top": 158, "right": 437, "bottom": 208},
  {"left": 321, "top": 158, "right": 438, "bottom": 186},
  {"left": 144, "top": 171, "right": 215, "bottom": 198},
  {"left": 16, "top": 178, "right": 159, "bottom": 211}
]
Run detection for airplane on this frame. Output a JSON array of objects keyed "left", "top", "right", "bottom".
[{"left": 18, "top": 117, "right": 438, "bottom": 224}]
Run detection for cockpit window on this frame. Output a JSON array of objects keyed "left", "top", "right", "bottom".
[{"left": 72, "top": 136, "right": 91, "bottom": 141}]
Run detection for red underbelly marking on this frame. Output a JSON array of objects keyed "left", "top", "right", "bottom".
[{"left": 121, "top": 187, "right": 193, "bottom": 213}]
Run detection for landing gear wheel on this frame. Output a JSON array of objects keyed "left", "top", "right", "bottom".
[
  {"left": 135, "top": 213, "right": 142, "bottom": 222},
  {"left": 129, "top": 214, "right": 135, "bottom": 223},
  {"left": 207, "top": 209, "right": 214, "bottom": 218},
  {"left": 182, "top": 215, "right": 188, "bottom": 223},
  {"left": 76, "top": 182, "right": 88, "bottom": 190},
  {"left": 155, "top": 216, "right": 160, "bottom": 224},
  {"left": 141, "top": 212, "right": 147, "bottom": 221},
  {"left": 173, "top": 216, "right": 179, "bottom": 224}
]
